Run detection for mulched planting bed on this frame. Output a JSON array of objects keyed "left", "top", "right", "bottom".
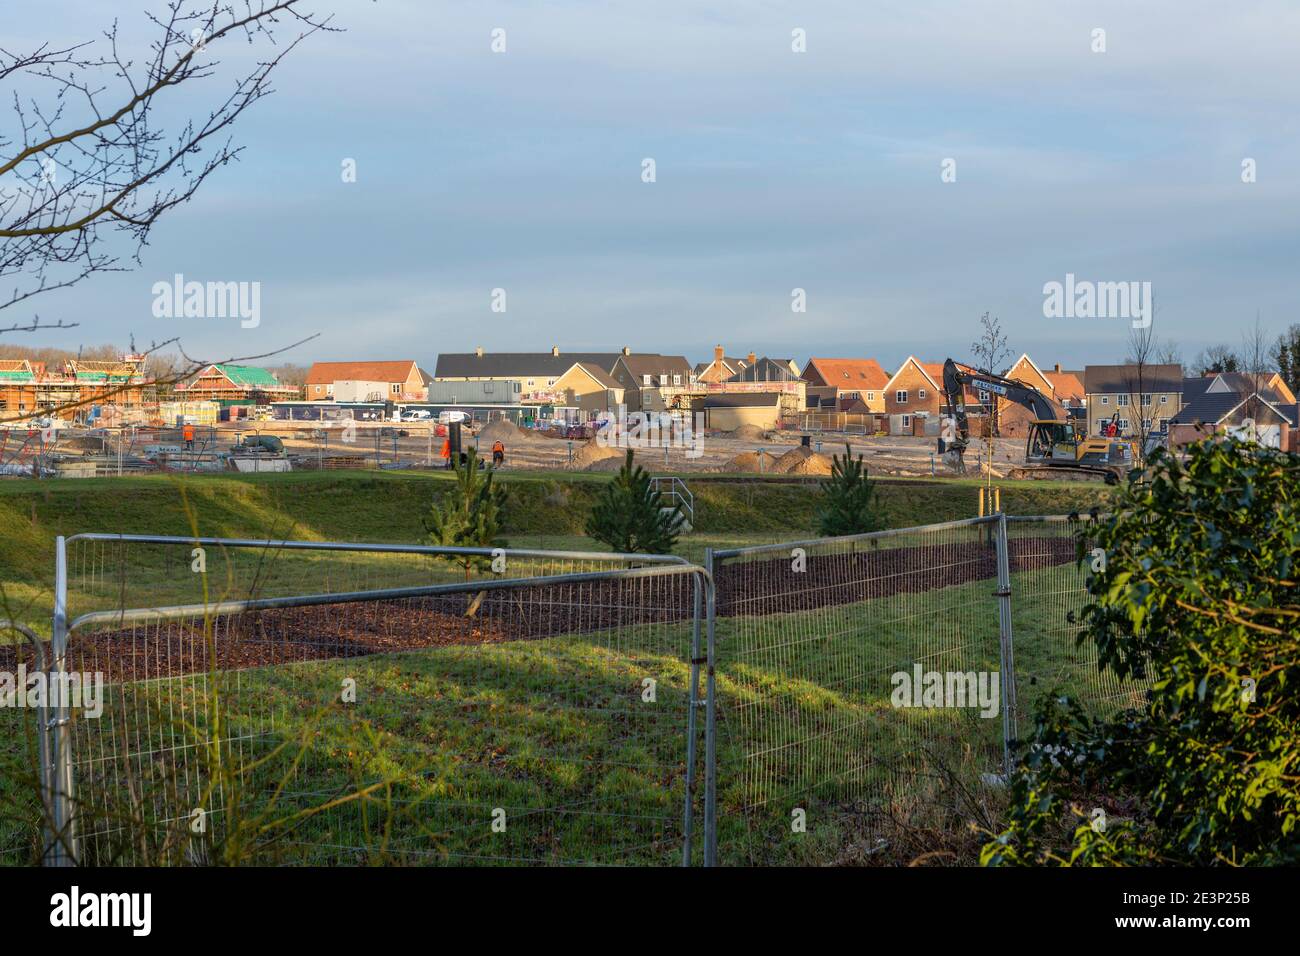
[
  {"left": 712, "top": 535, "right": 1078, "bottom": 617},
  {"left": 0, "top": 537, "right": 1078, "bottom": 682}
]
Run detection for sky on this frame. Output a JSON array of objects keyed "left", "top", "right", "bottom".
[{"left": 5, "top": 0, "right": 1300, "bottom": 372}]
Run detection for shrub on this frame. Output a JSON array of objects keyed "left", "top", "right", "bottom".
[
  {"left": 816, "top": 443, "right": 881, "bottom": 537},
  {"left": 983, "top": 441, "right": 1300, "bottom": 865},
  {"left": 424, "top": 446, "right": 506, "bottom": 613},
  {"left": 584, "top": 449, "right": 682, "bottom": 554}
]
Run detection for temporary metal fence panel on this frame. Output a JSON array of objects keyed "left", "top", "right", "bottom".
[
  {"left": 1003, "top": 515, "right": 1148, "bottom": 734},
  {"left": 11, "top": 513, "right": 1153, "bottom": 868},
  {"left": 39, "top": 535, "right": 713, "bottom": 867},
  {"left": 706, "top": 516, "right": 1008, "bottom": 865}
]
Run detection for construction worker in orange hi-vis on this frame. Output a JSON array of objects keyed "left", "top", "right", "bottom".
[
  {"left": 182, "top": 422, "right": 195, "bottom": 450},
  {"left": 440, "top": 437, "right": 452, "bottom": 468},
  {"left": 492, "top": 439, "right": 505, "bottom": 467}
]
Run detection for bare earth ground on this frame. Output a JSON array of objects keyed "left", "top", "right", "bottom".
[{"left": 250, "top": 421, "right": 1030, "bottom": 479}]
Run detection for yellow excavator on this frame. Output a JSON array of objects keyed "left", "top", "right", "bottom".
[{"left": 939, "top": 358, "right": 1135, "bottom": 483}]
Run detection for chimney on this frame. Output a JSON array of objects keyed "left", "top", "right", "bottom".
[
  {"left": 551, "top": 346, "right": 560, "bottom": 357},
  {"left": 475, "top": 346, "right": 484, "bottom": 358},
  {"left": 622, "top": 346, "right": 631, "bottom": 356},
  {"left": 714, "top": 345, "right": 724, "bottom": 365},
  {"left": 747, "top": 351, "right": 756, "bottom": 365},
  {"left": 1054, "top": 363, "right": 1061, "bottom": 373}
]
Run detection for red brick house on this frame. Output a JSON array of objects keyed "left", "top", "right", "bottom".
[
  {"left": 883, "top": 357, "right": 943, "bottom": 432},
  {"left": 800, "top": 357, "right": 889, "bottom": 413},
  {"left": 1000, "top": 354, "right": 1086, "bottom": 438},
  {"left": 304, "top": 360, "right": 429, "bottom": 402}
]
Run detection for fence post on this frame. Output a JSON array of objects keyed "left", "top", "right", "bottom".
[
  {"left": 681, "top": 570, "right": 703, "bottom": 866},
  {"left": 49, "top": 534, "right": 76, "bottom": 866},
  {"left": 703, "top": 548, "right": 718, "bottom": 867},
  {"left": 993, "top": 514, "right": 1018, "bottom": 777}
]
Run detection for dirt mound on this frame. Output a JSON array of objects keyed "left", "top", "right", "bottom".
[
  {"left": 771, "top": 445, "right": 834, "bottom": 476},
  {"left": 478, "top": 418, "right": 552, "bottom": 447},
  {"left": 724, "top": 450, "right": 781, "bottom": 473},
  {"left": 728, "top": 424, "right": 769, "bottom": 441},
  {"left": 571, "top": 440, "right": 623, "bottom": 469},
  {"left": 585, "top": 454, "right": 630, "bottom": 472}
]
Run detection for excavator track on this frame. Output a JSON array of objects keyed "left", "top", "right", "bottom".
[{"left": 1008, "top": 464, "right": 1121, "bottom": 484}]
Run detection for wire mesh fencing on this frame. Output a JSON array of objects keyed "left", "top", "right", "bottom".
[
  {"left": 41, "top": 537, "right": 713, "bottom": 867},
  {"left": 1003, "top": 515, "right": 1148, "bottom": 732},
  {"left": 706, "top": 517, "right": 1010, "bottom": 865}
]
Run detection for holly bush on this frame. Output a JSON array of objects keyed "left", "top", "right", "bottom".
[{"left": 983, "top": 440, "right": 1300, "bottom": 865}]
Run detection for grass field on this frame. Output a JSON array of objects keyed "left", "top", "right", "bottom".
[
  {"left": 0, "top": 468, "right": 1119, "bottom": 865},
  {"left": 0, "top": 552, "right": 1132, "bottom": 867},
  {"left": 0, "top": 467, "right": 1111, "bottom": 634}
]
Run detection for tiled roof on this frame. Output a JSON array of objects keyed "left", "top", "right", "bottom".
[
  {"left": 802, "top": 358, "right": 889, "bottom": 390},
  {"left": 435, "top": 352, "right": 625, "bottom": 378},
  {"left": 306, "top": 361, "right": 418, "bottom": 385},
  {"left": 1044, "top": 370, "right": 1085, "bottom": 402},
  {"left": 1084, "top": 364, "right": 1183, "bottom": 395}
]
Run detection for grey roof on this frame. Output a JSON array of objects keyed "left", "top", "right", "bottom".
[
  {"left": 1171, "top": 392, "right": 1295, "bottom": 426},
  {"left": 1084, "top": 363, "right": 1183, "bottom": 395},
  {"left": 1207, "top": 371, "right": 1287, "bottom": 404},
  {"left": 1169, "top": 393, "right": 1244, "bottom": 426},
  {"left": 434, "top": 351, "right": 625, "bottom": 378},
  {"left": 727, "top": 357, "right": 803, "bottom": 383},
  {"left": 694, "top": 356, "right": 747, "bottom": 375},
  {"left": 613, "top": 354, "right": 693, "bottom": 386},
  {"left": 1182, "top": 376, "right": 1213, "bottom": 400},
  {"left": 703, "top": 392, "right": 783, "bottom": 408}
]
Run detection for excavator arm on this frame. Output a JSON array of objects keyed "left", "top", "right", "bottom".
[{"left": 939, "top": 358, "right": 1066, "bottom": 466}]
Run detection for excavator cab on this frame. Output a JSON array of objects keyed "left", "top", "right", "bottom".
[{"left": 1026, "top": 420, "right": 1077, "bottom": 463}]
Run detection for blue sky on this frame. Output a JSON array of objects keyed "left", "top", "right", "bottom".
[{"left": 7, "top": 0, "right": 1300, "bottom": 371}]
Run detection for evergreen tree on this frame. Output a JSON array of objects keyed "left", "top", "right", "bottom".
[
  {"left": 424, "top": 446, "right": 506, "bottom": 614},
  {"left": 816, "top": 444, "right": 881, "bottom": 537},
  {"left": 585, "top": 449, "right": 682, "bottom": 554}
]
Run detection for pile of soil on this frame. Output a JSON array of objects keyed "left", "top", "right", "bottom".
[
  {"left": 570, "top": 440, "right": 623, "bottom": 469},
  {"left": 478, "top": 419, "right": 557, "bottom": 447},
  {"left": 770, "top": 446, "right": 834, "bottom": 476},
  {"left": 723, "top": 450, "right": 782, "bottom": 473},
  {"left": 728, "top": 424, "right": 769, "bottom": 441}
]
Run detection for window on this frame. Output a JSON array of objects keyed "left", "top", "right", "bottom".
[
  {"left": 1117, "top": 394, "right": 1130, "bottom": 407},
  {"left": 978, "top": 388, "right": 990, "bottom": 405},
  {"left": 1100, "top": 396, "right": 1109, "bottom": 405},
  {"left": 896, "top": 389, "right": 908, "bottom": 404},
  {"left": 866, "top": 392, "right": 874, "bottom": 401},
  {"left": 1160, "top": 395, "right": 1168, "bottom": 404},
  {"left": 527, "top": 379, "right": 535, "bottom": 386},
  {"left": 391, "top": 383, "right": 400, "bottom": 394},
  {"left": 902, "top": 415, "right": 912, "bottom": 429},
  {"left": 547, "top": 379, "right": 556, "bottom": 386},
  {"left": 484, "top": 382, "right": 494, "bottom": 394},
  {"left": 325, "top": 384, "right": 333, "bottom": 396},
  {"left": 642, "top": 374, "right": 652, "bottom": 386},
  {"left": 673, "top": 374, "right": 682, "bottom": 386},
  {"left": 918, "top": 388, "right": 927, "bottom": 400},
  {"left": 1141, "top": 394, "right": 1152, "bottom": 407}
]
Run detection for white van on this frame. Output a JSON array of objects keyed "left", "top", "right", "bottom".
[{"left": 438, "top": 410, "right": 468, "bottom": 425}]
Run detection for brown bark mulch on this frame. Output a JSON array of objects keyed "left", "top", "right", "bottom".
[{"left": 0, "top": 537, "right": 1077, "bottom": 683}]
